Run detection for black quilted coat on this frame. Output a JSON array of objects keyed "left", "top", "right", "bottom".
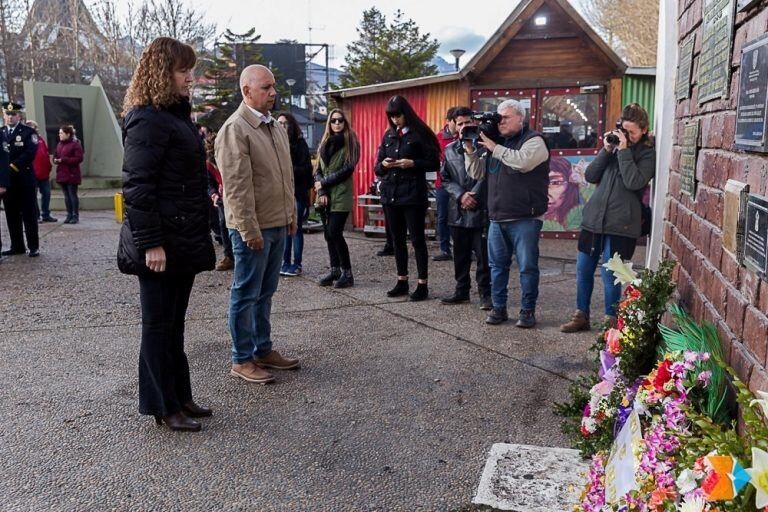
[{"left": 117, "top": 99, "right": 215, "bottom": 276}]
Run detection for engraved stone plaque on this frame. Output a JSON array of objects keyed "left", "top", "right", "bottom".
[
  {"left": 723, "top": 179, "right": 749, "bottom": 261},
  {"left": 735, "top": 34, "right": 768, "bottom": 152},
  {"left": 744, "top": 194, "right": 768, "bottom": 278},
  {"left": 677, "top": 34, "right": 696, "bottom": 100},
  {"left": 680, "top": 121, "right": 699, "bottom": 198},
  {"left": 698, "top": 0, "right": 735, "bottom": 104}
]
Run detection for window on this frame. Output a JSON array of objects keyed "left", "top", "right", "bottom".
[{"left": 539, "top": 92, "right": 601, "bottom": 150}]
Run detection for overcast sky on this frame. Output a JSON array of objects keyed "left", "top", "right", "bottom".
[{"left": 188, "top": 0, "right": 534, "bottom": 69}]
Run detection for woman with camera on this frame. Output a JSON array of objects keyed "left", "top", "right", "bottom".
[
  {"left": 560, "top": 103, "right": 655, "bottom": 333},
  {"left": 315, "top": 108, "right": 360, "bottom": 288},
  {"left": 374, "top": 95, "right": 441, "bottom": 301}
]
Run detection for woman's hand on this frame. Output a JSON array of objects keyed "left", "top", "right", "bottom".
[
  {"left": 615, "top": 129, "right": 628, "bottom": 150},
  {"left": 381, "top": 157, "right": 396, "bottom": 169},
  {"left": 314, "top": 181, "right": 323, "bottom": 193},
  {"left": 145, "top": 246, "right": 166, "bottom": 273},
  {"left": 396, "top": 159, "right": 414, "bottom": 169},
  {"left": 319, "top": 195, "right": 329, "bottom": 206}
]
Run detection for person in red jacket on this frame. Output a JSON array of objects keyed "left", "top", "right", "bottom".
[
  {"left": 26, "top": 120, "right": 57, "bottom": 222},
  {"left": 54, "top": 125, "right": 84, "bottom": 224},
  {"left": 434, "top": 107, "right": 459, "bottom": 261}
]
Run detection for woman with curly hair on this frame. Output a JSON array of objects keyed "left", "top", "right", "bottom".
[{"left": 117, "top": 37, "right": 215, "bottom": 432}]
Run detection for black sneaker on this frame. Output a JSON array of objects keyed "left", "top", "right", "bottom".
[
  {"left": 516, "top": 309, "right": 536, "bottom": 329},
  {"left": 485, "top": 307, "right": 508, "bottom": 325},
  {"left": 432, "top": 252, "right": 452, "bottom": 262},
  {"left": 41, "top": 216, "right": 58, "bottom": 223},
  {"left": 377, "top": 246, "right": 394, "bottom": 257},
  {"left": 28, "top": 249, "right": 40, "bottom": 258},
  {"left": 440, "top": 293, "right": 469, "bottom": 305},
  {"left": 479, "top": 296, "right": 493, "bottom": 311}
]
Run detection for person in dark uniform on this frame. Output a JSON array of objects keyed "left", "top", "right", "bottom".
[
  {"left": 0, "top": 130, "right": 9, "bottom": 261},
  {"left": 1, "top": 102, "right": 40, "bottom": 257}
]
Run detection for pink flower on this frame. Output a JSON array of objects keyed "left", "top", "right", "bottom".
[
  {"left": 604, "top": 328, "right": 622, "bottom": 354},
  {"left": 697, "top": 370, "right": 712, "bottom": 386}
]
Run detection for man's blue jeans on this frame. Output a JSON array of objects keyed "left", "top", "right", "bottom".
[
  {"left": 487, "top": 219, "right": 542, "bottom": 311},
  {"left": 576, "top": 236, "right": 622, "bottom": 318},
  {"left": 283, "top": 198, "right": 308, "bottom": 267},
  {"left": 36, "top": 178, "right": 52, "bottom": 219},
  {"left": 229, "top": 227, "right": 286, "bottom": 364},
  {"left": 434, "top": 186, "right": 451, "bottom": 255}
]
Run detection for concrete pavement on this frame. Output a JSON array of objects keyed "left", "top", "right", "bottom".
[{"left": 0, "top": 211, "right": 641, "bottom": 511}]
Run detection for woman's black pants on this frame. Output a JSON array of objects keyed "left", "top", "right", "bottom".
[
  {"left": 323, "top": 210, "right": 351, "bottom": 269},
  {"left": 384, "top": 204, "right": 428, "bottom": 280},
  {"left": 60, "top": 183, "right": 79, "bottom": 218},
  {"left": 137, "top": 272, "right": 196, "bottom": 417}
]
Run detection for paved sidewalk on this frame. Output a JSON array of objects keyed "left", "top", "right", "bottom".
[{"left": 0, "top": 212, "right": 640, "bottom": 511}]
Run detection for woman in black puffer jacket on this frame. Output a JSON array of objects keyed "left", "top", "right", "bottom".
[
  {"left": 118, "top": 37, "right": 215, "bottom": 432},
  {"left": 374, "top": 95, "right": 440, "bottom": 301}
]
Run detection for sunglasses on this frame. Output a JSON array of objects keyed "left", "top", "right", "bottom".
[{"left": 330, "top": 118, "right": 345, "bottom": 124}]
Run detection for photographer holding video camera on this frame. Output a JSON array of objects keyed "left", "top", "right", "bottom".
[
  {"left": 465, "top": 99, "right": 550, "bottom": 328},
  {"left": 560, "top": 103, "right": 656, "bottom": 334}
]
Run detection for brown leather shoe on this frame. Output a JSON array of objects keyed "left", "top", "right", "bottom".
[
  {"left": 230, "top": 361, "right": 275, "bottom": 383},
  {"left": 560, "top": 310, "right": 590, "bottom": 333},
  {"left": 255, "top": 350, "right": 300, "bottom": 370},
  {"left": 216, "top": 256, "right": 234, "bottom": 271}
]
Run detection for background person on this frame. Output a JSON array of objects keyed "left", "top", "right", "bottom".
[
  {"left": 54, "top": 125, "right": 83, "bottom": 224},
  {"left": 26, "top": 120, "right": 56, "bottom": 223},
  {"left": 439, "top": 106, "right": 491, "bottom": 310},
  {"left": 0, "top": 134, "right": 8, "bottom": 260},
  {"left": 1, "top": 102, "right": 40, "bottom": 257},
  {"left": 204, "top": 133, "right": 234, "bottom": 271},
  {"left": 374, "top": 95, "right": 440, "bottom": 302},
  {"left": 433, "top": 106, "right": 458, "bottom": 261},
  {"left": 215, "top": 64, "right": 300, "bottom": 385},
  {"left": 314, "top": 108, "right": 360, "bottom": 289},
  {"left": 276, "top": 112, "right": 312, "bottom": 277},
  {"left": 560, "top": 103, "right": 655, "bottom": 333},
  {"left": 466, "top": 99, "right": 550, "bottom": 328},
  {"left": 118, "top": 37, "right": 216, "bottom": 432}
]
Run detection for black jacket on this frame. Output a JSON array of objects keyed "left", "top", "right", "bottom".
[
  {"left": 2, "top": 123, "right": 38, "bottom": 174},
  {"left": 290, "top": 137, "right": 313, "bottom": 201},
  {"left": 374, "top": 128, "right": 439, "bottom": 206},
  {"left": 117, "top": 100, "right": 215, "bottom": 276},
  {"left": 0, "top": 140, "right": 9, "bottom": 188},
  {"left": 440, "top": 140, "right": 487, "bottom": 229}
]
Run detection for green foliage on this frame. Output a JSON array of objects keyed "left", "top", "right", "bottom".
[
  {"left": 659, "top": 303, "right": 730, "bottom": 424},
  {"left": 340, "top": 8, "right": 440, "bottom": 88}
]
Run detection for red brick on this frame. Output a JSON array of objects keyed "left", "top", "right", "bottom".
[
  {"left": 746, "top": 158, "right": 768, "bottom": 197},
  {"left": 744, "top": 306, "right": 768, "bottom": 366},
  {"left": 759, "top": 279, "right": 768, "bottom": 314},
  {"left": 728, "top": 155, "right": 749, "bottom": 182},
  {"left": 670, "top": 146, "right": 682, "bottom": 172},
  {"left": 668, "top": 172, "right": 682, "bottom": 198},
  {"left": 717, "top": 323, "right": 734, "bottom": 357},
  {"left": 708, "top": 230, "right": 724, "bottom": 268},
  {"left": 750, "top": 367, "right": 768, "bottom": 395},
  {"left": 741, "top": 270, "right": 761, "bottom": 306},
  {"left": 722, "top": 113, "right": 736, "bottom": 149},
  {"left": 704, "top": 268, "right": 727, "bottom": 307},
  {"left": 729, "top": 343, "right": 755, "bottom": 385},
  {"left": 725, "top": 284, "right": 748, "bottom": 338},
  {"left": 721, "top": 253, "right": 742, "bottom": 288}
]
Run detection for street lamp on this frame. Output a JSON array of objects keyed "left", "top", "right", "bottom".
[
  {"left": 449, "top": 49, "right": 466, "bottom": 72},
  {"left": 285, "top": 78, "right": 296, "bottom": 112}
]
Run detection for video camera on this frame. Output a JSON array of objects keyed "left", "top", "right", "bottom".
[
  {"left": 605, "top": 121, "right": 629, "bottom": 146},
  {"left": 460, "top": 111, "right": 502, "bottom": 142}
]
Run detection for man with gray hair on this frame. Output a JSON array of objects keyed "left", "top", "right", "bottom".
[
  {"left": 216, "top": 64, "right": 300, "bottom": 384},
  {"left": 465, "top": 99, "right": 549, "bottom": 327}
]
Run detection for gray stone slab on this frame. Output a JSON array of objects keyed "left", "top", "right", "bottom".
[{"left": 473, "top": 443, "right": 588, "bottom": 511}]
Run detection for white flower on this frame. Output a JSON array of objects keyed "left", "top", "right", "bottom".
[
  {"left": 750, "top": 390, "right": 768, "bottom": 419},
  {"left": 676, "top": 469, "right": 698, "bottom": 494},
  {"left": 677, "top": 495, "right": 706, "bottom": 512},
  {"left": 746, "top": 447, "right": 768, "bottom": 509},
  {"left": 602, "top": 253, "right": 640, "bottom": 286}
]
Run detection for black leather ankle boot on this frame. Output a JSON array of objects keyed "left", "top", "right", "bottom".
[
  {"left": 334, "top": 269, "right": 354, "bottom": 288},
  {"left": 319, "top": 267, "right": 341, "bottom": 286}
]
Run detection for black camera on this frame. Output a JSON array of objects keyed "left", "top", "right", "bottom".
[
  {"left": 461, "top": 111, "right": 502, "bottom": 142},
  {"left": 605, "top": 121, "right": 629, "bottom": 146}
]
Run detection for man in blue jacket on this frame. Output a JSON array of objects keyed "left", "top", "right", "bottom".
[{"left": 465, "top": 99, "right": 550, "bottom": 328}]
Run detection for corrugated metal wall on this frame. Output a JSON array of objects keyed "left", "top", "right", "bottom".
[
  {"left": 425, "top": 81, "right": 463, "bottom": 133},
  {"left": 349, "top": 87, "right": 428, "bottom": 227},
  {"left": 622, "top": 74, "right": 656, "bottom": 126}
]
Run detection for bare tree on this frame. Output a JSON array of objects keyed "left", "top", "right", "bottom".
[
  {"left": 0, "top": 0, "right": 25, "bottom": 98},
  {"left": 134, "top": 0, "right": 215, "bottom": 48},
  {"left": 578, "top": 0, "right": 659, "bottom": 66}
]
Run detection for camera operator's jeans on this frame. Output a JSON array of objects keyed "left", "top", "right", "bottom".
[
  {"left": 487, "top": 219, "right": 542, "bottom": 311},
  {"left": 228, "top": 227, "right": 285, "bottom": 364},
  {"left": 575, "top": 235, "right": 622, "bottom": 318},
  {"left": 434, "top": 186, "right": 451, "bottom": 255}
]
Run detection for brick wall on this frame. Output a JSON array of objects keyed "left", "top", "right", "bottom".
[{"left": 663, "top": 0, "right": 768, "bottom": 392}]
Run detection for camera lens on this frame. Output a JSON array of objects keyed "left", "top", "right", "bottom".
[{"left": 605, "top": 133, "right": 619, "bottom": 145}]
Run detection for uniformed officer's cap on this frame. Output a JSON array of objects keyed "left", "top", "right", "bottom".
[{"left": 2, "top": 101, "right": 24, "bottom": 113}]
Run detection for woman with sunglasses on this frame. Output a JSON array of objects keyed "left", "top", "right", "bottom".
[
  {"left": 374, "top": 95, "right": 440, "bottom": 301},
  {"left": 315, "top": 108, "right": 360, "bottom": 288}
]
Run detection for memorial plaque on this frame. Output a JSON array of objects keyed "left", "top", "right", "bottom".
[
  {"left": 735, "top": 34, "right": 768, "bottom": 152},
  {"left": 680, "top": 121, "right": 699, "bottom": 198},
  {"left": 698, "top": 0, "right": 735, "bottom": 104},
  {"left": 677, "top": 34, "right": 696, "bottom": 100},
  {"left": 744, "top": 194, "right": 768, "bottom": 278}
]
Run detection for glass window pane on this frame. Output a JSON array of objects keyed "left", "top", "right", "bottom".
[
  {"left": 473, "top": 95, "right": 532, "bottom": 121},
  {"left": 540, "top": 94, "right": 600, "bottom": 149}
]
